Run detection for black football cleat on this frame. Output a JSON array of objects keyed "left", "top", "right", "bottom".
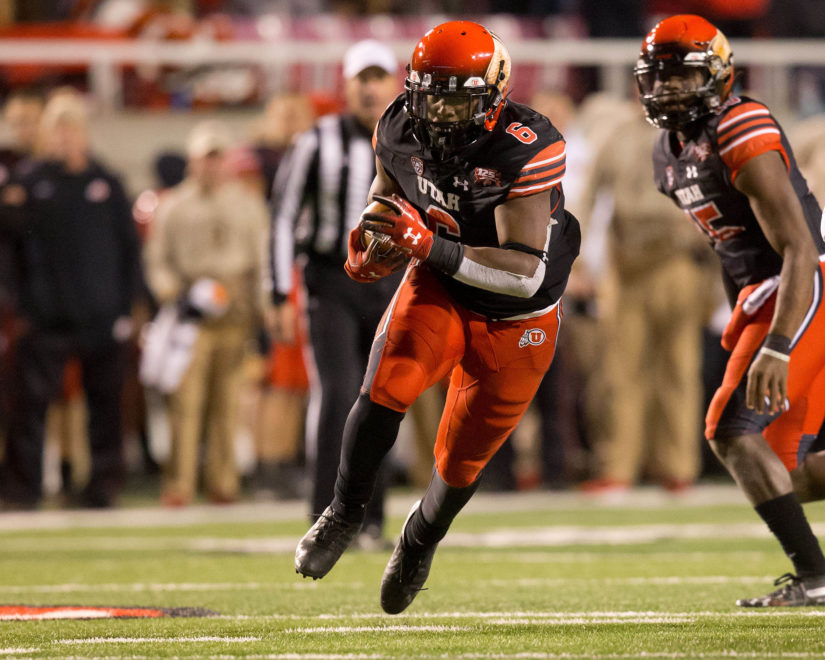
[
  {"left": 294, "top": 506, "right": 361, "bottom": 579},
  {"left": 380, "top": 501, "right": 438, "bottom": 614},
  {"left": 736, "top": 573, "right": 825, "bottom": 607}
]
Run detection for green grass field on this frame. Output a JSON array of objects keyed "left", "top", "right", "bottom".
[{"left": 2, "top": 485, "right": 825, "bottom": 658}]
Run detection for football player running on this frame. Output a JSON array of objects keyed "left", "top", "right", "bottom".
[
  {"left": 294, "top": 20, "right": 580, "bottom": 614},
  {"left": 636, "top": 14, "right": 825, "bottom": 606}
]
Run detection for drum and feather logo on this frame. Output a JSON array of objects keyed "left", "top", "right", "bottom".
[{"left": 518, "top": 328, "right": 546, "bottom": 347}]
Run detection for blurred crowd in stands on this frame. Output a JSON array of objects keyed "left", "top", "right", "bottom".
[
  {"left": 2, "top": 0, "right": 823, "bottom": 37},
  {"left": 1, "top": 2, "right": 825, "bottom": 516},
  {"left": 0, "top": 1, "right": 824, "bottom": 113}
]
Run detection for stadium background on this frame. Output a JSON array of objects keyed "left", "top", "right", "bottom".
[
  {"left": 1, "top": 0, "right": 823, "bottom": 195},
  {"left": 2, "top": 0, "right": 825, "bottom": 497},
  {"left": 3, "top": 2, "right": 825, "bottom": 657}
]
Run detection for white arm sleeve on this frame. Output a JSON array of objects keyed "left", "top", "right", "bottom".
[
  {"left": 452, "top": 223, "right": 551, "bottom": 298},
  {"left": 453, "top": 257, "right": 546, "bottom": 298}
]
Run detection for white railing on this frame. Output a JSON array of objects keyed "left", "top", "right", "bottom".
[{"left": 1, "top": 38, "right": 823, "bottom": 118}]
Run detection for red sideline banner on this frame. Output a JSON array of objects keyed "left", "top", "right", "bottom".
[{"left": 0, "top": 605, "right": 218, "bottom": 620}]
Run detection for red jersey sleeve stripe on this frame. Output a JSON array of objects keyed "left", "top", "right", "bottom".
[
  {"left": 717, "top": 105, "right": 771, "bottom": 133},
  {"left": 514, "top": 162, "right": 566, "bottom": 184},
  {"left": 519, "top": 141, "right": 566, "bottom": 172},
  {"left": 512, "top": 173, "right": 563, "bottom": 190},
  {"left": 507, "top": 178, "right": 562, "bottom": 199},
  {"left": 719, "top": 128, "right": 783, "bottom": 158},
  {"left": 719, "top": 117, "right": 780, "bottom": 150},
  {"left": 720, "top": 128, "right": 788, "bottom": 180}
]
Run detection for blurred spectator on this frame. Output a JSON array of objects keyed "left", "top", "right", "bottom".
[
  {"left": 132, "top": 151, "right": 186, "bottom": 241},
  {"left": 0, "top": 89, "right": 142, "bottom": 509},
  {"left": 251, "top": 92, "right": 314, "bottom": 198},
  {"left": 268, "top": 39, "right": 401, "bottom": 544},
  {"left": 0, "top": 88, "right": 43, "bottom": 306},
  {"left": 791, "top": 115, "right": 825, "bottom": 203},
  {"left": 561, "top": 92, "right": 641, "bottom": 473},
  {"left": 246, "top": 96, "right": 316, "bottom": 500},
  {"left": 0, "top": 88, "right": 44, "bottom": 444},
  {"left": 124, "top": 150, "right": 186, "bottom": 484},
  {"left": 143, "top": 119, "right": 268, "bottom": 506},
  {"left": 578, "top": 113, "right": 714, "bottom": 494}
]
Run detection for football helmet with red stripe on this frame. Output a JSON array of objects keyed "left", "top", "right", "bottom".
[
  {"left": 634, "top": 14, "right": 734, "bottom": 130},
  {"left": 405, "top": 20, "right": 511, "bottom": 156}
]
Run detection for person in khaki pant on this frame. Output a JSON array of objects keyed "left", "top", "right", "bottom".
[
  {"left": 578, "top": 114, "right": 716, "bottom": 493},
  {"left": 144, "top": 121, "right": 269, "bottom": 505}
]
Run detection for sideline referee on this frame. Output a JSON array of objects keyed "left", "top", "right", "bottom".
[{"left": 268, "top": 40, "right": 401, "bottom": 545}]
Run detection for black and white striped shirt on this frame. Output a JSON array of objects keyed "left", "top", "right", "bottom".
[{"left": 269, "top": 113, "right": 376, "bottom": 300}]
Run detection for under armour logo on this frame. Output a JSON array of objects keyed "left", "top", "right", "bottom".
[
  {"left": 403, "top": 228, "right": 422, "bottom": 245},
  {"left": 453, "top": 176, "right": 469, "bottom": 191}
]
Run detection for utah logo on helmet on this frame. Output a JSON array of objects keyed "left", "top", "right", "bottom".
[
  {"left": 405, "top": 20, "right": 511, "bottom": 155},
  {"left": 633, "top": 14, "right": 734, "bottom": 131}
]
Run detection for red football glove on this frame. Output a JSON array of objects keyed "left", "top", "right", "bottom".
[
  {"left": 361, "top": 194, "right": 434, "bottom": 261},
  {"left": 344, "top": 225, "right": 408, "bottom": 282}
]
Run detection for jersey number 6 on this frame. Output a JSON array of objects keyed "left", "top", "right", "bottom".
[
  {"left": 505, "top": 122, "right": 538, "bottom": 144},
  {"left": 425, "top": 205, "right": 461, "bottom": 238}
]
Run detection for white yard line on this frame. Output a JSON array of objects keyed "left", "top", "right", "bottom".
[
  {"left": 59, "top": 636, "right": 261, "bottom": 644},
  {"left": 0, "top": 575, "right": 774, "bottom": 595},
  {"left": 282, "top": 625, "right": 470, "bottom": 633},
  {"left": 485, "top": 576, "right": 773, "bottom": 586},
  {"left": 0, "top": 581, "right": 362, "bottom": 593},
  {"left": 0, "top": 576, "right": 775, "bottom": 596},
  {"left": 188, "top": 521, "right": 825, "bottom": 551},
  {"left": 0, "top": 650, "right": 36, "bottom": 655},
  {"left": 6, "top": 652, "right": 823, "bottom": 660},
  {"left": 3, "top": 521, "right": 808, "bottom": 555},
  {"left": 0, "top": 485, "right": 749, "bottom": 532},
  {"left": 199, "top": 654, "right": 825, "bottom": 660},
  {"left": 228, "top": 609, "right": 825, "bottom": 620}
]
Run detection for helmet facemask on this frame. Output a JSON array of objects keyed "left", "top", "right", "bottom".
[
  {"left": 635, "top": 57, "right": 724, "bottom": 130},
  {"left": 634, "top": 18, "right": 734, "bottom": 131},
  {"left": 405, "top": 69, "right": 502, "bottom": 156}
]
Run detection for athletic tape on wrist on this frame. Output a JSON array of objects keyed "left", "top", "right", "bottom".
[{"left": 759, "top": 347, "right": 791, "bottom": 363}]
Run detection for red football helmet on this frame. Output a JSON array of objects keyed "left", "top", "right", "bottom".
[
  {"left": 634, "top": 14, "right": 734, "bottom": 130},
  {"left": 405, "top": 21, "right": 511, "bottom": 155}
]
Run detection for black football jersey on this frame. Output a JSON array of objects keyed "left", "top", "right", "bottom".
[
  {"left": 652, "top": 95, "right": 824, "bottom": 299},
  {"left": 374, "top": 95, "right": 580, "bottom": 319}
]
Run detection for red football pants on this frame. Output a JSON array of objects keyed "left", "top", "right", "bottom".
[
  {"left": 706, "top": 261, "right": 825, "bottom": 470},
  {"left": 362, "top": 265, "right": 561, "bottom": 487}
]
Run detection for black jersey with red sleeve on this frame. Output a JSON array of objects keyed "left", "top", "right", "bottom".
[
  {"left": 373, "top": 94, "right": 580, "bottom": 319},
  {"left": 652, "top": 95, "right": 824, "bottom": 298}
]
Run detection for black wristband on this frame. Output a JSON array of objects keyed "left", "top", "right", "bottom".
[
  {"left": 425, "top": 236, "right": 464, "bottom": 275},
  {"left": 763, "top": 333, "right": 791, "bottom": 355},
  {"left": 271, "top": 291, "right": 288, "bottom": 305},
  {"left": 501, "top": 241, "right": 549, "bottom": 263}
]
